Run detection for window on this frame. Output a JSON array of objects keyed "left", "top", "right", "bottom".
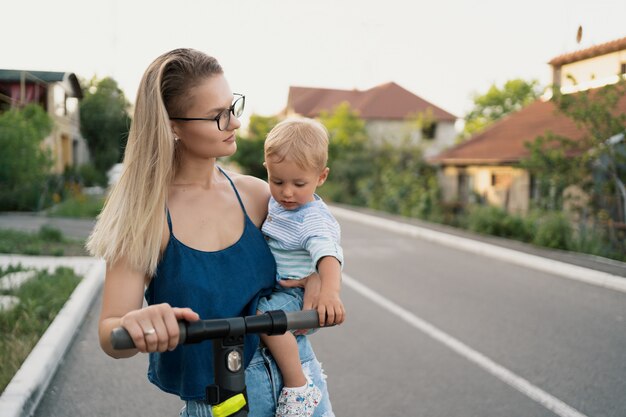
[
  {"left": 491, "top": 173, "right": 512, "bottom": 189},
  {"left": 421, "top": 122, "right": 437, "bottom": 140},
  {"left": 0, "top": 86, "right": 11, "bottom": 112},
  {"left": 621, "top": 63, "right": 626, "bottom": 75}
]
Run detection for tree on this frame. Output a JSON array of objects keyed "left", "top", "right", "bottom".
[
  {"left": 80, "top": 77, "right": 131, "bottom": 181},
  {"left": 318, "top": 102, "right": 371, "bottom": 204},
  {"left": 358, "top": 138, "right": 441, "bottom": 221},
  {"left": 462, "top": 78, "right": 542, "bottom": 139},
  {"left": 229, "top": 114, "right": 279, "bottom": 179},
  {"left": 0, "top": 104, "right": 53, "bottom": 210}
]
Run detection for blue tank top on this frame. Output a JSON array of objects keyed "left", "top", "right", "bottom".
[{"left": 145, "top": 168, "right": 276, "bottom": 400}]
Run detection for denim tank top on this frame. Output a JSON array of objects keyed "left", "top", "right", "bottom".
[{"left": 145, "top": 167, "right": 276, "bottom": 400}]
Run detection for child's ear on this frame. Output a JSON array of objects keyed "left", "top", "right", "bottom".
[
  {"left": 317, "top": 167, "right": 330, "bottom": 186},
  {"left": 263, "top": 161, "right": 267, "bottom": 169}
]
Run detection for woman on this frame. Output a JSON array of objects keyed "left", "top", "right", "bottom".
[{"left": 87, "top": 48, "right": 334, "bottom": 417}]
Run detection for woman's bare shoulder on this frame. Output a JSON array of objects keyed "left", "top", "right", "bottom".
[
  {"left": 225, "top": 171, "right": 270, "bottom": 226},
  {"left": 225, "top": 171, "right": 266, "bottom": 193}
]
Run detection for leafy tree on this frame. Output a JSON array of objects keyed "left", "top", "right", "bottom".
[
  {"left": 318, "top": 102, "right": 371, "bottom": 204},
  {"left": 229, "top": 114, "right": 280, "bottom": 179},
  {"left": 0, "top": 104, "right": 53, "bottom": 210},
  {"left": 358, "top": 138, "right": 441, "bottom": 221},
  {"left": 462, "top": 78, "right": 542, "bottom": 139},
  {"left": 80, "top": 77, "right": 131, "bottom": 182}
]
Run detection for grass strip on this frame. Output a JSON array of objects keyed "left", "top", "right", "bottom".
[
  {"left": 0, "top": 226, "right": 88, "bottom": 257},
  {"left": 0, "top": 267, "right": 81, "bottom": 393}
]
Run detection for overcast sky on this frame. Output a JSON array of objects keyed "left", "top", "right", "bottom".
[{"left": 4, "top": 0, "right": 626, "bottom": 124}]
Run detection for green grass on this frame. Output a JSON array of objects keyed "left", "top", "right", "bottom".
[
  {"left": 48, "top": 194, "right": 104, "bottom": 219},
  {"left": 0, "top": 267, "right": 81, "bottom": 393},
  {"left": 0, "top": 226, "right": 88, "bottom": 257}
]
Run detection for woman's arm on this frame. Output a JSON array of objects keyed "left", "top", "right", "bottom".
[{"left": 99, "top": 257, "right": 199, "bottom": 358}]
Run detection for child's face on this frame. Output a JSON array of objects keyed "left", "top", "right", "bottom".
[{"left": 265, "top": 158, "right": 328, "bottom": 210}]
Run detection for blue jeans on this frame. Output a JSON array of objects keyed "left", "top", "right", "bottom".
[
  {"left": 179, "top": 337, "right": 334, "bottom": 417},
  {"left": 257, "top": 285, "right": 304, "bottom": 313}
]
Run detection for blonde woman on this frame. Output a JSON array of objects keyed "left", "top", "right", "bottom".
[{"left": 88, "top": 48, "right": 334, "bottom": 417}]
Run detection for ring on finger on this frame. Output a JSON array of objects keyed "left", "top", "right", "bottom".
[{"left": 143, "top": 328, "right": 156, "bottom": 336}]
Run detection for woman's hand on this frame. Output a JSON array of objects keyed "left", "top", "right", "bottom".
[{"left": 119, "top": 303, "right": 199, "bottom": 353}]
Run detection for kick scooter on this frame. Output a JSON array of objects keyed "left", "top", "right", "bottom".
[{"left": 111, "top": 309, "right": 322, "bottom": 417}]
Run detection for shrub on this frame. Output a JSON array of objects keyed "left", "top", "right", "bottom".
[
  {"left": 48, "top": 194, "right": 104, "bottom": 219},
  {"left": 532, "top": 212, "right": 572, "bottom": 249},
  {"left": 38, "top": 225, "right": 63, "bottom": 242},
  {"left": 466, "top": 205, "right": 532, "bottom": 241},
  {"left": 78, "top": 164, "right": 107, "bottom": 187}
]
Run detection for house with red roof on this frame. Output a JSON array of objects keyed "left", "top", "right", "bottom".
[
  {"left": 430, "top": 36, "right": 626, "bottom": 214},
  {"left": 0, "top": 69, "right": 88, "bottom": 173},
  {"left": 284, "top": 82, "right": 457, "bottom": 157}
]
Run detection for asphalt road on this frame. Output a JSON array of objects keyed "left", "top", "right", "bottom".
[
  {"left": 30, "top": 212, "right": 626, "bottom": 417},
  {"left": 0, "top": 213, "right": 95, "bottom": 240}
]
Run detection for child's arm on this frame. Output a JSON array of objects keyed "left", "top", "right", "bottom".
[{"left": 316, "top": 256, "right": 345, "bottom": 327}]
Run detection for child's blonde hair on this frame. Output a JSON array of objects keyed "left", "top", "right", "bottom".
[
  {"left": 86, "top": 49, "right": 223, "bottom": 276},
  {"left": 264, "top": 118, "right": 329, "bottom": 172}
]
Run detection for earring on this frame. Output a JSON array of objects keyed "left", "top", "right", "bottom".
[{"left": 173, "top": 135, "right": 180, "bottom": 142}]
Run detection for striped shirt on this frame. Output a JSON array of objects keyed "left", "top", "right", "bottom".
[{"left": 262, "top": 195, "right": 343, "bottom": 281}]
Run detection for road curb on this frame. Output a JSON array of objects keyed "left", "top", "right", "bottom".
[
  {"left": 330, "top": 206, "right": 626, "bottom": 294},
  {"left": 0, "top": 256, "right": 105, "bottom": 417}
]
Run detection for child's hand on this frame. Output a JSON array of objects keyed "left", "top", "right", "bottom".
[
  {"left": 279, "top": 273, "right": 321, "bottom": 311},
  {"left": 316, "top": 290, "right": 345, "bottom": 327}
]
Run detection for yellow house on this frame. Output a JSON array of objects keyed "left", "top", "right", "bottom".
[
  {"left": 430, "top": 35, "right": 626, "bottom": 214},
  {"left": 0, "top": 69, "right": 89, "bottom": 173}
]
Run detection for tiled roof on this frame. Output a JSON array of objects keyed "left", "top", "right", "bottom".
[
  {"left": 430, "top": 90, "right": 626, "bottom": 165},
  {"left": 287, "top": 82, "right": 457, "bottom": 122},
  {"left": 548, "top": 36, "right": 626, "bottom": 67}
]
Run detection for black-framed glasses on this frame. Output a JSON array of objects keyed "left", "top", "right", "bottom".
[{"left": 170, "top": 93, "right": 245, "bottom": 131}]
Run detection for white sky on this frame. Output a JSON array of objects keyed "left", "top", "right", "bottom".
[{"left": 4, "top": 0, "right": 626, "bottom": 124}]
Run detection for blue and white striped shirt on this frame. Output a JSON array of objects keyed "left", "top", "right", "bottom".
[{"left": 262, "top": 195, "right": 343, "bottom": 281}]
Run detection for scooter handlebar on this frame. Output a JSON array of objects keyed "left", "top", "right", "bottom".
[{"left": 110, "top": 309, "right": 322, "bottom": 350}]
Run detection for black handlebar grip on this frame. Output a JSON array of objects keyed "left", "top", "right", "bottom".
[
  {"left": 110, "top": 322, "right": 187, "bottom": 350},
  {"left": 285, "top": 310, "right": 321, "bottom": 330}
]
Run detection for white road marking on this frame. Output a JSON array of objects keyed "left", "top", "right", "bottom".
[{"left": 343, "top": 273, "right": 589, "bottom": 417}]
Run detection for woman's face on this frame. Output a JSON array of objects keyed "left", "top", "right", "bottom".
[{"left": 170, "top": 74, "right": 241, "bottom": 159}]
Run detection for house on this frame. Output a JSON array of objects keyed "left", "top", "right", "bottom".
[
  {"left": 430, "top": 36, "right": 626, "bottom": 214},
  {"left": 549, "top": 36, "right": 626, "bottom": 94},
  {"left": 0, "top": 69, "right": 89, "bottom": 173},
  {"left": 284, "top": 82, "right": 457, "bottom": 158}
]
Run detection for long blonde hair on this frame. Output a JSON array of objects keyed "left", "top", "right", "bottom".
[{"left": 87, "top": 48, "right": 223, "bottom": 276}]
